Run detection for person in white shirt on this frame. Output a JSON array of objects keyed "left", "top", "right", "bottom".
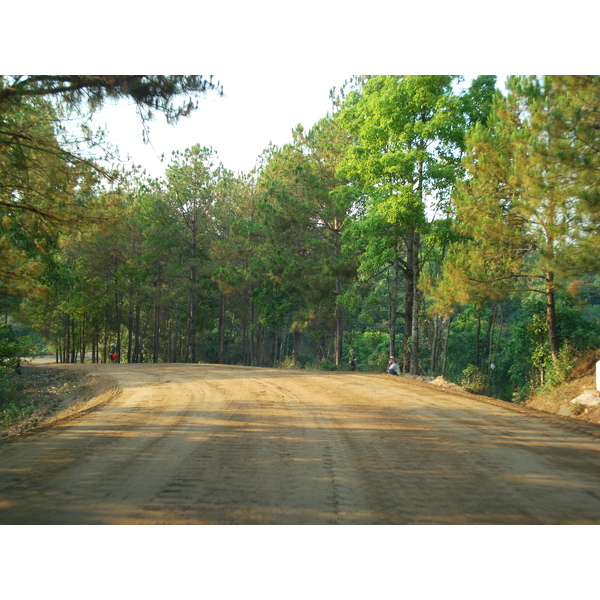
[{"left": 387, "top": 357, "right": 400, "bottom": 376}]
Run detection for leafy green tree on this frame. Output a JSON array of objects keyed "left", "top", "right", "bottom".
[{"left": 337, "top": 75, "right": 468, "bottom": 374}]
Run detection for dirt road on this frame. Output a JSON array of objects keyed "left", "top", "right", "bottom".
[{"left": 1, "top": 362, "right": 599, "bottom": 524}]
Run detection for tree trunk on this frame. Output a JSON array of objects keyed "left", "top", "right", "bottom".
[
  {"left": 292, "top": 331, "right": 299, "bottom": 363},
  {"left": 430, "top": 315, "right": 443, "bottom": 374},
  {"left": 63, "top": 313, "right": 69, "bottom": 364},
  {"left": 133, "top": 304, "right": 141, "bottom": 363},
  {"left": 80, "top": 314, "right": 86, "bottom": 363},
  {"left": 187, "top": 266, "right": 197, "bottom": 364},
  {"left": 334, "top": 277, "right": 343, "bottom": 366},
  {"left": 475, "top": 308, "right": 482, "bottom": 367},
  {"left": 410, "top": 285, "right": 420, "bottom": 375},
  {"left": 114, "top": 289, "right": 121, "bottom": 364},
  {"left": 389, "top": 260, "right": 400, "bottom": 359},
  {"left": 218, "top": 293, "right": 226, "bottom": 364},
  {"left": 127, "top": 302, "right": 134, "bottom": 364},
  {"left": 409, "top": 140, "right": 426, "bottom": 376},
  {"left": 250, "top": 300, "right": 256, "bottom": 366},
  {"left": 485, "top": 304, "right": 496, "bottom": 368},
  {"left": 409, "top": 231, "right": 420, "bottom": 375},
  {"left": 546, "top": 270, "right": 560, "bottom": 361},
  {"left": 403, "top": 264, "right": 414, "bottom": 374},
  {"left": 153, "top": 302, "right": 160, "bottom": 363},
  {"left": 280, "top": 314, "right": 290, "bottom": 363},
  {"left": 102, "top": 303, "right": 109, "bottom": 363},
  {"left": 441, "top": 317, "right": 452, "bottom": 377}
]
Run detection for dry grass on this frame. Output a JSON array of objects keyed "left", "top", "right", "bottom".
[{"left": 526, "top": 349, "right": 600, "bottom": 424}]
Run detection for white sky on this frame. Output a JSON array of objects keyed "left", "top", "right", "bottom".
[
  {"left": 7, "top": 3, "right": 597, "bottom": 184},
  {"left": 90, "top": 72, "right": 354, "bottom": 178}
]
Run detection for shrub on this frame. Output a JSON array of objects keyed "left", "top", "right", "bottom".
[
  {"left": 460, "top": 364, "right": 489, "bottom": 394},
  {"left": 570, "top": 402, "right": 584, "bottom": 416},
  {"left": 0, "top": 371, "right": 36, "bottom": 428},
  {"left": 276, "top": 356, "right": 301, "bottom": 369},
  {"left": 544, "top": 341, "right": 577, "bottom": 389}
]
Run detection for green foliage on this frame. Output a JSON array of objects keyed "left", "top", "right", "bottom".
[
  {"left": 0, "top": 323, "right": 37, "bottom": 373},
  {"left": 346, "top": 331, "right": 390, "bottom": 372},
  {"left": 499, "top": 294, "right": 600, "bottom": 399},
  {"left": 546, "top": 342, "right": 577, "bottom": 389},
  {"left": 304, "top": 359, "right": 344, "bottom": 372},
  {"left": 460, "top": 364, "right": 489, "bottom": 394},
  {"left": 0, "top": 323, "right": 39, "bottom": 427},
  {"left": 276, "top": 356, "right": 301, "bottom": 370},
  {"left": 0, "top": 373, "right": 35, "bottom": 428}
]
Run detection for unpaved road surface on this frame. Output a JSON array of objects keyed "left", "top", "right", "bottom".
[{"left": 1, "top": 362, "right": 600, "bottom": 524}]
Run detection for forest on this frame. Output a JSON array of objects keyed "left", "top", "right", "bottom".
[{"left": 1, "top": 74, "right": 599, "bottom": 404}]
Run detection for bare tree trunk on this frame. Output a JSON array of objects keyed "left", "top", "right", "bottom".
[
  {"left": 389, "top": 260, "right": 399, "bottom": 359},
  {"left": 410, "top": 285, "right": 420, "bottom": 375},
  {"left": 485, "top": 304, "right": 497, "bottom": 367},
  {"left": 546, "top": 271, "right": 560, "bottom": 361},
  {"left": 334, "top": 277, "right": 343, "bottom": 366},
  {"left": 80, "top": 314, "right": 86, "bottom": 363},
  {"left": 292, "top": 331, "right": 299, "bottom": 363},
  {"left": 409, "top": 231, "right": 420, "bottom": 375},
  {"left": 153, "top": 302, "right": 160, "bottom": 363},
  {"left": 187, "top": 266, "right": 197, "bottom": 364},
  {"left": 127, "top": 302, "right": 134, "bottom": 364},
  {"left": 218, "top": 294, "right": 226, "bottom": 364},
  {"left": 280, "top": 314, "right": 290, "bottom": 363},
  {"left": 102, "top": 303, "right": 109, "bottom": 363},
  {"left": 70, "top": 317, "right": 77, "bottom": 363},
  {"left": 403, "top": 264, "right": 414, "bottom": 374},
  {"left": 441, "top": 317, "right": 452, "bottom": 377},
  {"left": 114, "top": 290, "right": 121, "bottom": 363},
  {"left": 475, "top": 308, "right": 482, "bottom": 367},
  {"left": 430, "top": 315, "right": 443, "bottom": 375}
]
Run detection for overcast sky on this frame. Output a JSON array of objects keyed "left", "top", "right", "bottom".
[
  {"left": 90, "top": 72, "right": 354, "bottom": 178},
  {"left": 8, "top": 1, "right": 596, "bottom": 184}
]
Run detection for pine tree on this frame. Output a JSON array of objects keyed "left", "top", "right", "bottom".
[{"left": 434, "top": 76, "right": 600, "bottom": 362}]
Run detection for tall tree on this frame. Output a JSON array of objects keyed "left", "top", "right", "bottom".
[
  {"left": 163, "top": 145, "right": 224, "bottom": 362},
  {"left": 433, "top": 76, "right": 600, "bottom": 362},
  {"left": 256, "top": 117, "right": 355, "bottom": 365},
  {"left": 337, "top": 75, "right": 466, "bottom": 373},
  {"left": 0, "top": 75, "right": 222, "bottom": 297}
]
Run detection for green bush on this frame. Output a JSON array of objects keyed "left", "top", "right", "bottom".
[
  {"left": 276, "top": 356, "right": 301, "bottom": 369},
  {"left": 0, "top": 323, "right": 37, "bottom": 372},
  {"left": 0, "top": 323, "right": 40, "bottom": 428},
  {"left": 0, "top": 371, "right": 36, "bottom": 428},
  {"left": 544, "top": 341, "right": 577, "bottom": 389},
  {"left": 346, "top": 331, "right": 390, "bottom": 372},
  {"left": 460, "top": 364, "right": 489, "bottom": 394}
]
